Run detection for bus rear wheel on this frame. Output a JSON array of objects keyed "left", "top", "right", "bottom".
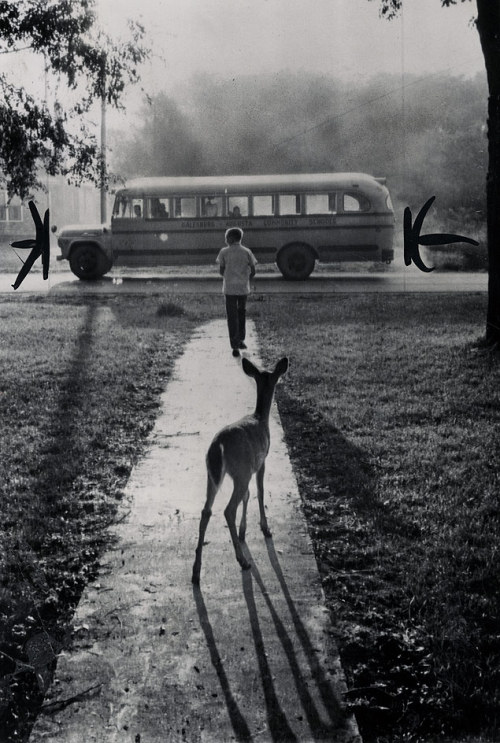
[
  {"left": 69, "top": 244, "right": 110, "bottom": 280},
  {"left": 277, "top": 243, "right": 316, "bottom": 280}
]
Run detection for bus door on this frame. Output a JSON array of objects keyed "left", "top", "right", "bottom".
[{"left": 111, "top": 195, "right": 147, "bottom": 265}]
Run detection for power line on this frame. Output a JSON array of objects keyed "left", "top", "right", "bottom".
[
  {"left": 263, "top": 57, "right": 484, "bottom": 157},
  {"left": 0, "top": 45, "right": 33, "bottom": 55}
]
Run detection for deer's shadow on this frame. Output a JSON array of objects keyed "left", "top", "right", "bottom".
[{"left": 193, "top": 537, "right": 348, "bottom": 743}]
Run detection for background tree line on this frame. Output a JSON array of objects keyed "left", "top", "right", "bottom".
[{"left": 110, "top": 70, "right": 487, "bottom": 237}]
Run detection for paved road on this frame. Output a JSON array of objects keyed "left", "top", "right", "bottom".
[{"left": 0, "top": 269, "right": 489, "bottom": 295}]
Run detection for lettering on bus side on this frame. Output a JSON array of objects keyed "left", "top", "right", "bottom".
[
  {"left": 308, "top": 217, "right": 337, "bottom": 226},
  {"left": 263, "top": 218, "right": 299, "bottom": 227},
  {"left": 180, "top": 220, "right": 254, "bottom": 228},
  {"left": 181, "top": 220, "right": 217, "bottom": 228},
  {"left": 225, "top": 220, "right": 253, "bottom": 227}
]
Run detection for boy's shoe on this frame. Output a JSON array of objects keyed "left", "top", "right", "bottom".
[
  {"left": 232, "top": 349, "right": 240, "bottom": 357},
  {"left": 238, "top": 342, "right": 247, "bottom": 349}
]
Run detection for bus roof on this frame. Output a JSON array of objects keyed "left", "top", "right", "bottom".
[{"left": 115, "top": 173, "right": 388, "bottom": 198}]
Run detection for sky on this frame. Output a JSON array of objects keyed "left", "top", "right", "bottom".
[
  {"left": 1, "top": 0, "right": 485, "bottom": 134},
  {"left": 95, "top": 0, "right": 483, "bottom": 94}
]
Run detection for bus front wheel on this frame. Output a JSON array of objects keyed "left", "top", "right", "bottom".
[
  {"left": 277, "top": 244, "right": 316, "bottom": 280},
  {"left": 69, "top": 244, "right": 111, "bottom": 280}
]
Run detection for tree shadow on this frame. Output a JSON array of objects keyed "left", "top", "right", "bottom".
[
  {"left": 276, "top": 388, "right": 422, "bottom": 539},
  {"left": 2, "top": 303, "right": 104, "bottom": 741}
]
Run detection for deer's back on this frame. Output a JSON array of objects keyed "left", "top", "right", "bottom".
[{"left": 214, "top": 415, "right": 270, "bottom": 477}]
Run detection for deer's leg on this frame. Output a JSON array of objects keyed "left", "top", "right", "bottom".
[
  {"left": 256, "top": 462, "right": 272, "bottom": 537},
  {"left": 192, "top": 476, "right": 218, "bottom": 584},
  {"left": 238, "top": 488, "right": 250, "bottom": 542},
  {"left": 224, "top": 480, "right": 251, "bottom": 570}
]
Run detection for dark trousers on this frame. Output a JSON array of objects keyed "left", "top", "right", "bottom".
[{"left": 225, "top": 295, "right": 247, "bottom": 349}]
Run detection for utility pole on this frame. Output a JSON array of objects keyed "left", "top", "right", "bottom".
[{"left": 100, "top": 54, "right": 107, "bottom": 224}]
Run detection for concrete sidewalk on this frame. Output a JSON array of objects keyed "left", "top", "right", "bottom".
[{"left": 29, "top": 320, "right": 361, "bottom": 743}]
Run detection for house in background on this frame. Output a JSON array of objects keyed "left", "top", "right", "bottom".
[{"left": 0, "top": 176, "right": 113, "bottom": 246}]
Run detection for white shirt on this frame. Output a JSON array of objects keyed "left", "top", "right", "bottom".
[{"left": 216, "top": 243, "right": 257, "bottom": 295}]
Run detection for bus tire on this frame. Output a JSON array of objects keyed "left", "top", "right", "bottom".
[
  {"left": 277, "top": 243, "right": 316, "bottom": 280},
  {"left": 69, "top": 244, "right": 111, "bottom": 280}
]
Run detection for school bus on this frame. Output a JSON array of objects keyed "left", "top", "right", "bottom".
[{"left": 56, "top": 172, "right": 395, "bottom": 280}]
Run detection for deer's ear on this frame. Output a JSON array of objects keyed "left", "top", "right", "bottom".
[
  {"left": 242, "top": 357, "right": 259, "bottom": 378},
  {"left": 275, "top": 357, "right": 289, "bottom": 376}
]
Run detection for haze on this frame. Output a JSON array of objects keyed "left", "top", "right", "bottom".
[
  {"left": 3, "top": 1, "right": 484, "bottom": 134},
  {"left": 96, "top": 0, "right": 483, "bottom": 95}
]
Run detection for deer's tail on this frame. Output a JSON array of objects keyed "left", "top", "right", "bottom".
[{"left": 206, "top": 439, "right": 224, "bottom": 487}]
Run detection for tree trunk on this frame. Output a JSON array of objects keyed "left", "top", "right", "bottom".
[
  {"left": 485, "top": 92, "right": 500, "bottom": 344},
  {"left": 476, "top": 0, "right": 500, "bottom": 344}
]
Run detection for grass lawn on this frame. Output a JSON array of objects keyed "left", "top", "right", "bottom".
[
  {"left": 252, "top": 291, "right": 500, "bottom": 742},
  {"left": 0, "top": 294, "right": 220, "bottom": 741},
  {"left": 0, "top": 290, "right": 498, "bottom": 742}
]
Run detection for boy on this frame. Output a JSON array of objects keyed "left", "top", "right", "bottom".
[{"left": 216, "top": 228, "right": 257, "bottom": 357}]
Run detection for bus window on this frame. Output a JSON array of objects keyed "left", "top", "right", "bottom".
[
  {"left": 201, "top": 196, "right": 222, "bottom": 217},
  {"left": 228, "top": 196, "right": 248, "bottom": 217},
  {"left": 306, "top": 193, "right": 336, "bottom": 215},
  {"left": 252, "top": 195, "right": 274, "bottom": 216},
  {"left": 147, "top": 198, "right": 169, "bottom": 219},
  {"left": 113, "top": 197, "right": 143, "bottom": 218},
  {"left": 343, "top": 192, "right": 370, "bottom": 212},
  {"left": 279, "top": 194, "right": 301, "bottom": 215},
  {"left": 113, "top": 196, "right": 126, "bottom": 217},
  {"left": 174, "top": 197, "right": 196, "bottom": 218}
]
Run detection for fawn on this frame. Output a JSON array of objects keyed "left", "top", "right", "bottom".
[{"left": 191, "top": 356, "right": 289, "bottom": 584}]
